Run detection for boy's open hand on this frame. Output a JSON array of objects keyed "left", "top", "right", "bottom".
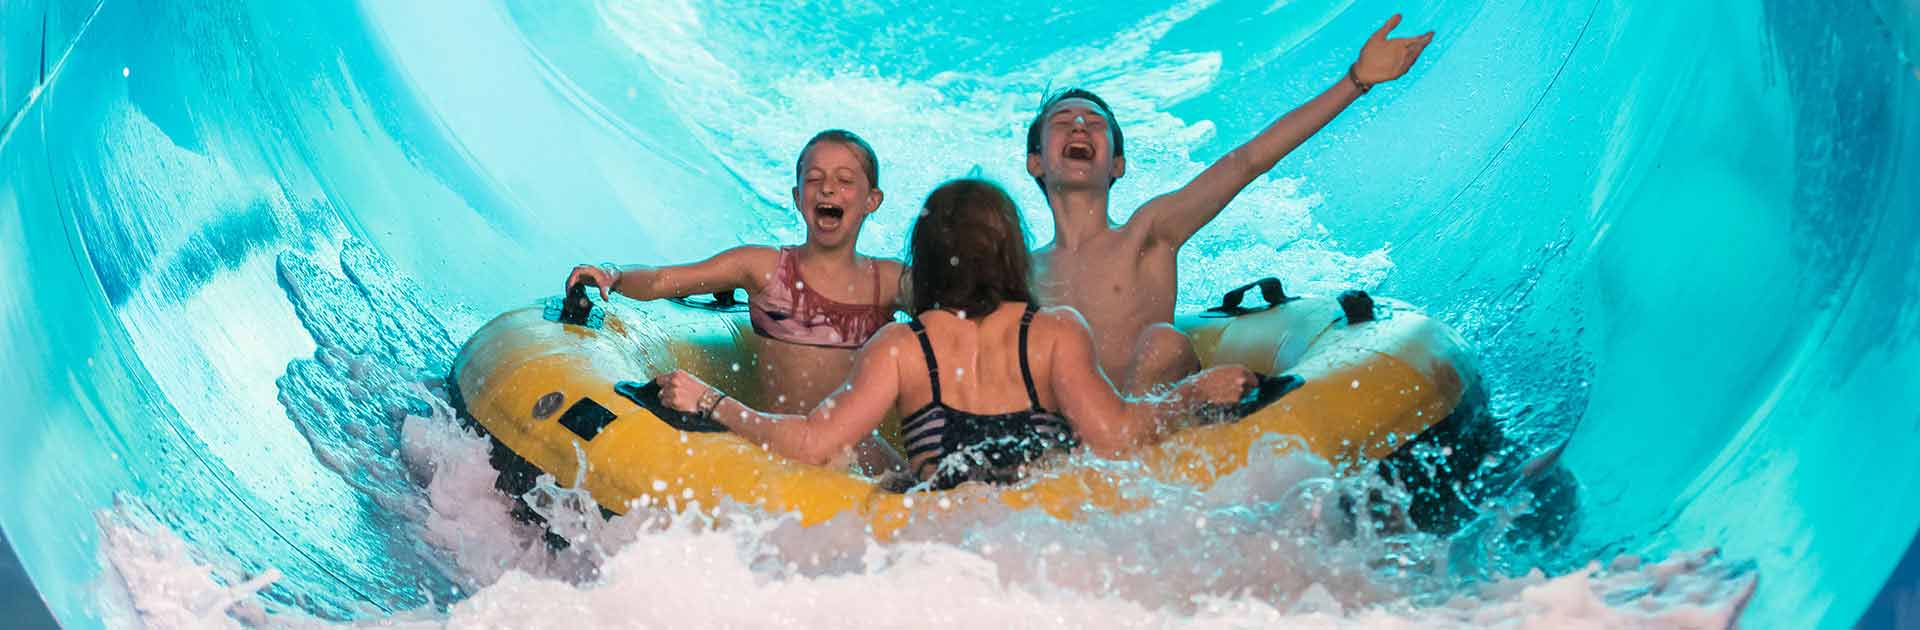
[{"left": 1353, "top": 14, "right": 1434, "bottom": 85}]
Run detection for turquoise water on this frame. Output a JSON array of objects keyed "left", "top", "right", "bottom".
[{"left": 1, "top": 1, "right": 1916, "bottom": 628}]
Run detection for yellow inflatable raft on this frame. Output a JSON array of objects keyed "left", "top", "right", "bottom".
[{"left": 449, "top": 280, "right": 1483, "bottom": 539}]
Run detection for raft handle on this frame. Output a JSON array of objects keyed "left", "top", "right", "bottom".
[
  {"left": 1195, "top": 373, "right": 1305, "bottom": 425},
  {"left": 1339, "top": 290, "right": 1377, "bottom": 324},
  {"left": 557, "top": 279, "right": 597, "bottom": 326},
  {"left": 668, "top": 289, "right": 750, "bottom": 313},
  {"left": 1203, "top": 277, "right": 1292, "bottom": 317},
  {"left": 615, "top": 380, "right": 730, "bottom": 433}
]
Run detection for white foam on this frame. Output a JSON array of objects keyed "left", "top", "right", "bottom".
[{"left": 96, "top": 413, "right": 1754, "bottom": 628}]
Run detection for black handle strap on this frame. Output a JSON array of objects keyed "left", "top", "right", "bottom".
[
  {"left": 557, "top": 280, "right": 597, "bottom": 326},
  {"left": 667, "top": 289, "right": 749, "bottom": 313},
  {"left": 613, "top": 380, "right": 729, "bottom": 433},
  {"left": 1338, "top": 290, "right": 1376, "bottom": 324},
  {"left": 1193, "top": 373, "right": 1305, "bottom": 426},
  {"left": 1203, "top": 277, "right": 1290, "bottom": 317}
]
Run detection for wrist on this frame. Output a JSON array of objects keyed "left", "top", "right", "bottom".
[
  {"left": 1346, "top": 64, "right": 1373, "bottom": 94},
  {"left": 598, "top": 262, "right": 623, "bottom": 292},
  {"left": 696, "top": 388, "right": 728, "bottom": 418}
]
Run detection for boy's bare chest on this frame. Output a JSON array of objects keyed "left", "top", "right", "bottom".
[{"left": 1035, "top": 240, "right": 1177, "bottom": 309}]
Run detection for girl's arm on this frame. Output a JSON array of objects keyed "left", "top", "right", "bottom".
[
  {"left": 1043, "top": 308, "right": 1253, "bottom": 457},
  {"left": 566, "top": 246, "right": 771, "bottom": 301},
  {"left": 658, "top": 324, "right": 909, "bottom": 466}
]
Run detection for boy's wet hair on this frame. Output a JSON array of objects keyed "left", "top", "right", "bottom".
[
  {"left": 797, "top": 129, "right": 880, "bottom": 188},
  {"left": 1025, "top": 88, "right": 1124, "bottom": 194},
  {"left": 907, "top": 179, "right": 1033, "bottom": 316}
]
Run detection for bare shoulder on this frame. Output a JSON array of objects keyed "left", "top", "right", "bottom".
[
  {"left": 1034, "top": 305, "right": 1095, "bottom": 340},
  {"left": 716, "top": 246, "right": 781, "bottom": 286},
  {"left": 1122, "top": 193, "right": 1186, "bottom": 249},
  {"left": 722, "top": 245, "right": 780, "bottom": 268},
  {"left": 862, "top": 321, "right": 916, "bottom": 357}
]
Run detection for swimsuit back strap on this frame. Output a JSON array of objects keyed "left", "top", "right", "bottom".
[
  {"left": 907, "top": 318, "right": 942, "bottom": 404},
  {"left": 1019, "top": 304, "right": 1042, "bottom": 410}
]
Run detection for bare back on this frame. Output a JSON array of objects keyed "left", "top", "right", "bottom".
[{"left": 887, "top": 303, "right": 1062, "bottom": 417}]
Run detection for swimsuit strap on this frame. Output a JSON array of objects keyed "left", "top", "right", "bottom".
[
  {"left": 906, "top": 318, "right": 942, "bottom": 404},
  {"left": 1019, "top": 303, "right": 1042, "bottom": 410},
  {"left": 777, "top": 246, "right": 799, "bottom": 284}
]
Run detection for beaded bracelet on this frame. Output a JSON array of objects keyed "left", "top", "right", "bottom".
[{"left": 1346, "top": 65, "right": 1373, "bottom": 94}]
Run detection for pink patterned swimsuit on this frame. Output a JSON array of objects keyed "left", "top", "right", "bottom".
[{"left": 749, "top": 248, "right": 892, "bottom": 348}]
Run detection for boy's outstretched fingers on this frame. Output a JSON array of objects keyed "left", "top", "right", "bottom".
[{"left": 1374, "top": 13, "right": 1402, "bottom": 41}]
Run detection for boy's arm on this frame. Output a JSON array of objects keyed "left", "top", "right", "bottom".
[
  {"left": 1131, "top": 15, "right": 1433, "bottom": 248},
  {"left": 567, "top": 246, "right": 769, "bottom": 301}
]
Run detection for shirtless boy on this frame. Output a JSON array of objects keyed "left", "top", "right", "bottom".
[{"left": 1026, "top": 15, "right": 1433, "bottom": 393}]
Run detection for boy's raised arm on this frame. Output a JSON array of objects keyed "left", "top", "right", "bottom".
[{"left": 1132, "top": 15, "right": 1433, "bottom": 248}]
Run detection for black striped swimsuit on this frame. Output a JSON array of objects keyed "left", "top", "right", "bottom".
[{"left": 900, "top": 304, "right": 1080, "bottom": 490}]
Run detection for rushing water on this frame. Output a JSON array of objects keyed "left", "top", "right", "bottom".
[{"left": 1, "top": 1, "right": 1916, "bottom": 628}]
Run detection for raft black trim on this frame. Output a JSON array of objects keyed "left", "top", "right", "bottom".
[
  {"left": 556, "top": 397, "right": 616, "bottom": 441},
  {"left": 1201, "top": 278, "right": 1292, "bottom": 317},
  {"left": 614, "top": 380, "right": 730, "bottom": 433},
  {"left": 667, "top": 289, "right": 749, "bottom": 313}
]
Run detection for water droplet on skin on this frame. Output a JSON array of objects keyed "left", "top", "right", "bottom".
[
  {"left": 949, "top": 256, "right": 960, "bottom": 266},
  {"left": 1351, "top": 380, "right": 1361, "bottom": 389},
  {"left": 938, "top": 497, "right": 952, "bottom": 509},
  {"left": 652, "top": 480, "right": 667, "bottom": 491},
  {"left": 903, "top": 497, "right": 914, "bottom": 508},
  {"left": 730, "top": 362, "right": 741, "bottom": 372},
  {"left": 795, "top": 280, "right": 805, "bottom": 290},
  {"left": 681, "top": 488, "right": 694, "bottom": 500}
]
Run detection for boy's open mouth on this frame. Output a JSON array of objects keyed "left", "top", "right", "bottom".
[
  {"left": 1063, "top": 142, "right": 1095, "bottom": 161},
  {"left": 814, "top": 203, "right": 845, "bottom": 220}
]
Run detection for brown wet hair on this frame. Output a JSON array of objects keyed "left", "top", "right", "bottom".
[
  {"left": 906, "top": 179, "right": 1033, "bottom": 316},
  {"left": 1024, "top": 88, "right": 1124, "bottom": 194},
  {"left": 796, "top": 129, "right": 880, "bottom": 188}
]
